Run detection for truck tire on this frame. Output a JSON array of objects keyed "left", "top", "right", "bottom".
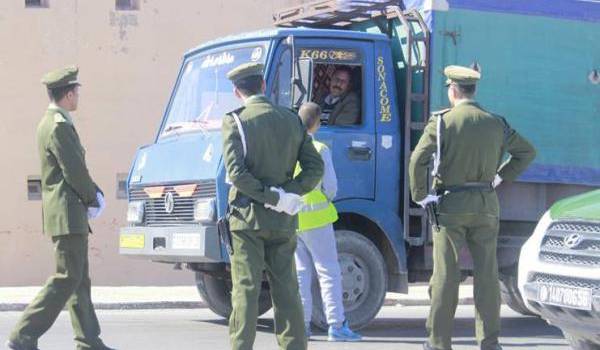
[
  {"left": 499, "top": 271, "right": 536, "bottom": 317},
  {"left": 564, "top": 333, "right": 599, "bottom": 350},
  {"left": 194, "top": 272, "right": 272, "bottom": 318},
  {"left": 310, "top": 229, "right": 387, "bottom": 330}
]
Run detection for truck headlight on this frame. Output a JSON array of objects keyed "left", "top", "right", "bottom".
[
  {"left": 127, "top": 201, "right": 145, "bottom": 224},
  {"left": 194, "top": 198, "right": 216, "bottom": 223}
]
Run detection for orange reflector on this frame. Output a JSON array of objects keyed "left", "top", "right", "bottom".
[
  {"left": 144, "top": 186, "right": 165, "bottom": 199},
  {"left": 174, "top": 184, "right": 197, "bottom": 198}
]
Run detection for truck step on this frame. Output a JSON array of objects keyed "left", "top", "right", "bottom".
[{"left": 409, "top": 208, "right": 425, "bottom": 216}]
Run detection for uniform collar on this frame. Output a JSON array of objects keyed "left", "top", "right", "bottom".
[
  {"left": 48, "top": 102, "right": 74, "bottom": 124},
  {"left": 243, "top": 94, "right": 269, "bottom": 106},
  {"left": 454, "top": 98, "right": 475, "bottom": 107}
]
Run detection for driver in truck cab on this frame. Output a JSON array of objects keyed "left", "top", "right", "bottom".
[{"left": 317, "top": 66, "right": 360, "bottom": 126}]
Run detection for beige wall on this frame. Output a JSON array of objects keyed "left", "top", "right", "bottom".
[{"left": 0, "top": 0, "right": 301, "bottom": 286}]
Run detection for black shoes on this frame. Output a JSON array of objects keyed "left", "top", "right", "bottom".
[
  {"left": 423, "top": 342, "right": 448, "bottom": 350},
  {"left": 6, "top": 340, "right": 40, "bottom": 350},
  {"left": 423, "top": 341, "right": 502, "bottom": 350}
]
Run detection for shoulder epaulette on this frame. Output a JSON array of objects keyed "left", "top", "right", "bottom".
[
  {"left": 226, "top": 106, "right": 245, "bottom": 117},
  {"left": 431, "top": 108, "right": 451, "bottom": 117},
  {"left": 53, "top": 112, "right": 67, "bottom": 123}
]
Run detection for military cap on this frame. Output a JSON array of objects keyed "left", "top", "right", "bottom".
[
  {"left": 444, "top": 65, "right": 480, "bottom": 86},
  {"left": 226, "top": 62, "right": 264, "bottom": 82},
  {"left": 41, "top": 66, "right": 80, "bottom": 89}
]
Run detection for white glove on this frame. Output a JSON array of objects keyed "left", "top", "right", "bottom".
[
  {"left": 87, "top": 192, "right": 105, "bottom": 219},
  {"left": 264, "top": 187, "right": 303, "bottom": 216},
  {"left": 492, "top": 174, "right": 503, "bottom": 188},
  {"left": 416, "top": 194, "right": 440, "bottom": 208}
]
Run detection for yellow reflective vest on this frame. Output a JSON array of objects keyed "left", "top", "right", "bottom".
[{"left": 295, "top": 140, "right": 338, "bottom": 232}]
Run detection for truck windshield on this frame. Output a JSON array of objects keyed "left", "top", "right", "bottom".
[{"left": 160, "top": 42, "right": 269, "bottom": 138}]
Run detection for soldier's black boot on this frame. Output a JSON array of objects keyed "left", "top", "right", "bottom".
[
  {"left": 5, "top": 340, "right": 40, "bottom": 350},
  {"left": 423, "top": 341, "right": 451, "bottom": 350},
  {"left": 481, "top": 345, "right": 502, "bottom": 350}
]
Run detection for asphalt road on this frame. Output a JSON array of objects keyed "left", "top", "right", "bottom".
[{"left": 0, "top": 305, "right": 569, "bottom": 350}]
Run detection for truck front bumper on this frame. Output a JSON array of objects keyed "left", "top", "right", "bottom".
[{"left": 119, "top": 225, "right": 222, "bottom": 263}]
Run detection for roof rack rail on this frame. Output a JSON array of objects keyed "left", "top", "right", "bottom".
[{"left": 273, "top": 0, "right": 403, "bottom": 28}]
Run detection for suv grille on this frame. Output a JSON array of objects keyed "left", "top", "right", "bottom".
[
  {"left": 539, "top": 221, "right": 600, "bottom": 267},
  {"left": 129, "top": 180, "right": 216, "bottom": 226}
]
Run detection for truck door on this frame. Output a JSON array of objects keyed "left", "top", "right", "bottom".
[{"left": 292, "top": 39, "right": 376, "bottom": 200}]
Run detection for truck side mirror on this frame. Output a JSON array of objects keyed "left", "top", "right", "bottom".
[{"left": 291, "top": 57, "right": 313, "bottom": 110}]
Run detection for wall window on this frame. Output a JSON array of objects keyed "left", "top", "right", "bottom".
[
  {"left": 116, "top": 173, "right": 128, "bottom": 199},
  {"left": 27, "top": 176, "right": 42, "bottom": 200},
  {"left": 116, "top": 0, "right": 139, "bottom": 11},
  {"left": 25, "top": 0, "right": 49, "bottom": 8}
]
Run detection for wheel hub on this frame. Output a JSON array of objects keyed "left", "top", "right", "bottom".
[{"left": 338, "top": 253, "right": 368, "bottom": 311}]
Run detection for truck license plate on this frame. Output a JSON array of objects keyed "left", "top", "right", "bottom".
[
  {"left": 538, "top": 283, "right": 592, "bottom": 310},
  {"left": 172, "top": 233, "right": 201, "bottom": 250}
]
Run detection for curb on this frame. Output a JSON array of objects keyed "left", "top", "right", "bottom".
[
  {"left": 1, "top": 298, "right": 474, "bottom": 312},
  {"left": 0, "top": 301, "right": 207, "bottom": 312}
]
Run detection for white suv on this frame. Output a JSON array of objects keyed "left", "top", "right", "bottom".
[{"left": 518, "top": 189, "right": 600, "bottom": 349}]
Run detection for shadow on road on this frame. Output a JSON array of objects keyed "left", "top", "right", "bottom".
[{"left": 198, "top": 315, "right": 565, "bottom": 347}]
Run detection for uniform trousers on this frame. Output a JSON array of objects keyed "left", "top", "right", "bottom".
[
  {"left": 9, "top": 234, "right": 105, "bottom": 350},
  {"left": 427, "top": 214, "right": 501, "bottom": 350},
  {"left": 229, "top": 229, "right": 306, "bottom": 350}
]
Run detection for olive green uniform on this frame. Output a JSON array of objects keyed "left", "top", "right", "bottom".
[
  {"left": 9, "top": 68, "right": 108, "bottom": 350},
  {"left": 409, "top": 100, "right": 536, "bottom": 349},
  {"left": 222, "top": 94, "right": 324, "bottom": 350}
]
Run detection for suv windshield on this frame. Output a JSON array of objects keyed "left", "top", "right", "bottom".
[{"left": 160, "top": 42, "right": 269, "bottom": 138}]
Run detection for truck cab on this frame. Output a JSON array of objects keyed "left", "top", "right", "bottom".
[{"left": 120, "top": 23, "right": 408, "bottom": 328}]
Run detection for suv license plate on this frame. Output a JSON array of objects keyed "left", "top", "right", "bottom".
[{"left": 538, "top": 284, "right": 592, "bottom": 310}]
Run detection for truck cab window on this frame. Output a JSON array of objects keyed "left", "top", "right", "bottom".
[
  {"left": 311, "top": 63, "right": 362, "bottom": 126},
  {"left": 270, "top": 47, "right": 292, "bottom": 108}
]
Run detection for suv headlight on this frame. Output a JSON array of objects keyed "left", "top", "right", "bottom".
[
  {"left": 194, "top": 198, "right": 216, "bottom": 223},
  {"left": 127, "top": 201, "right": 145, "bottom": 224},
  {"left": 518, "top": 210, "right": 553, "bottom": 306}
]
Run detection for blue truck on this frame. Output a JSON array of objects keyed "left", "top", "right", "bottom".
[{"left": 119, "top": 0, "right": 600, "bottom": 328}]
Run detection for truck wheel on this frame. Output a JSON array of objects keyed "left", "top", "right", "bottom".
[
  {"left": 499, "top": 270, "right": 536, "bottom": 317},
  {"left": 564, "top": 332, "right": 599, "bottom": 350},
  {"left": 194, "top": 272, "right": 272, "bottom": 318},
  {"left": 310, "top": 230, "right": 387, "bottom": 330}
]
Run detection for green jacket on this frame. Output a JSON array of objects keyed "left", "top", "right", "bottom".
[
  {"left": 36, "top": 103, "right": 100, "bottom": 236},
  {"left": 409, "top": 100, "right": 536, "bottom": 216},
  {"left": 222, "top": 95, "right": 324, "bottom": 231}
]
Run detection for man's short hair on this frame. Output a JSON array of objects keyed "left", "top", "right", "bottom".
[
  {"left": 47, "top": 83, "right": 78, "bottom": 102},
  {"left": 233, "top": 75, "right": 263, "bottom": 96},
  {"left": 334, "top": 65, "right": 352, "bottom": 79},
  {"left": 298, "top": 102, "right": 321, "bottom": 130},
  {"left": 456, "top": 83, "right": 476, "bottom": 98}
]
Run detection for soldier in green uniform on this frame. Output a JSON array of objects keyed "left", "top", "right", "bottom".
[
  {"left": 409, "top": 65, "right": 536, "bottom": 350},
  {"left": 222, "top": 63, "right": 324, "bottom": 350},
  {"left": 6, "top": 67, "right": 114, "bottom": 350}
]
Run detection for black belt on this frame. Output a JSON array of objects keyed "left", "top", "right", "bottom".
[{"left": 440, "top": 182, "right": 493, "bottom": 193}]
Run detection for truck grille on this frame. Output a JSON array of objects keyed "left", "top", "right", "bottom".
[
  {"left": 129, "top": 180, "right": 216, "bottom": 226},
  {"left": 531, "top": 273, "right": 600, "bottom": 295},
  {"left": 539, "top": 221, "right": 600, "bottom": 267}
]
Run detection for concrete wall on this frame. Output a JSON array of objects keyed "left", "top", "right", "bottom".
[{"left": 0, "top": 0, "right": 300, "bottom": 286}]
